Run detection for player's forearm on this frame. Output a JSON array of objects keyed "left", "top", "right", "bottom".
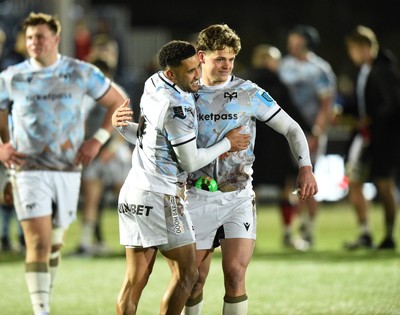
[
  {"left": 286, "top": 123, "right": 312, "bottom": 168},
  {"left": 266, "top": 109, "right": 311, "bottom": 168},
  {"left": 114, "top": 122, "right": 138, "bottom": 145},
  {"left": 175, "top": 138, "right": 230, "bottom": 173},
  {"left": 313, "top": 97, "right": 333, "bottom": 136}
]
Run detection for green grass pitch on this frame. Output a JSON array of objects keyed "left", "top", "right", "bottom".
[{"left": 1, "top": 201, "right": 399, "bottom": 314}]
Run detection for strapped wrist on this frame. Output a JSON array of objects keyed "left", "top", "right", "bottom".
[{"left": 93, "top": 128, "right": 111, "bottom": 145}]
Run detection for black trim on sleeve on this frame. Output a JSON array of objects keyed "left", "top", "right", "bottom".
[
  {"left": 94, "top": 83, "right": 112, "bottom": 101},
  {"left": 264, "top": 107, "right": 282, "bottom": 123},
  {"left": 171, "top": 136, "right": 196, "bottom": 147},
  {"left": 150, "top": 77, "right": 156, "bottom": 87}
]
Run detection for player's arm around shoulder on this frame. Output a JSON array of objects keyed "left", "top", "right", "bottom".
[{"left": 112, "top": 99, "right": 137, "bottom": 145}]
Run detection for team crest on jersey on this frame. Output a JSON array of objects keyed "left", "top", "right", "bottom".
[
  {"left": 173, "top": 106, "right": 186, "bottom": 119},
  {"left": 224, "top": 91, "right": 238, "bottom": 101}
]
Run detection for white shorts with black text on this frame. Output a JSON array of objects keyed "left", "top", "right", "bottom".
[{"left": 118, "top": 185, "right": 195, "bottom": 251}]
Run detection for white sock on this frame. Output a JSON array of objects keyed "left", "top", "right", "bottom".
[
  {"left": 25, "top": 263, "right": 51, "bottom": 315},
  {"left": 182, "top": 300, "right": 204, "bottom": 315},
  {"left": 80, "top": 221, "right": 95, "bottom": 248},
  {"left": 223, "top": 295, "right": 248, "bottom": 315},
  {"left": 359, "top": 223, "right": 370, "bottom": 235},
  {"left": 49, "top": 251, "right": 61, "bottom": 298},
  {"left": 181, "top": 293, "right": 204, "bottom": 315}
]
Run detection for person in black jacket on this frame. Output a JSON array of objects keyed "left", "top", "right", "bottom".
[{"left": 344, "top": 25, "right": 400, "bottom": 250}]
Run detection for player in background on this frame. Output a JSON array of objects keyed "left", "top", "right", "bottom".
[
  {"left": 112, "top": 40, "right": 250, "bottom": 315},
  {"left": 344, "top": 25, "right": 400, "bottom": 250},
  {"left": 278, "top": 25, "right": 336, "bottom": 249},
  {"left": 0, "top": 12, "right": 127, "bottom": 315},
  {"left": 74, "top": 57, "right": 132, "bottom": 257},
  {"left": 244, "top": 44, "right": 311, "bottom": 232}
]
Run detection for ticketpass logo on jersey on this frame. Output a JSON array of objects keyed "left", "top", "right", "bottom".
[{"left": 198, "top": 112, "right": 238, "bottom": 122}]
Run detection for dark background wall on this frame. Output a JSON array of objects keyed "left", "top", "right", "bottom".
[{"left": 91, "top": 0, "right": 400, "bottom": 79}]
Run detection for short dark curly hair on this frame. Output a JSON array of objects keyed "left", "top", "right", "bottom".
[
  {"left": 158, "top": 40, "right": 196, "bottom": 69},
  {"left": 196, "top": 24, "right": 241, "bottom": 55}
]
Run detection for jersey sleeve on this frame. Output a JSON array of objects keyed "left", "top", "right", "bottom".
[
  {"left": 164, "top": 100, "right": 197, "bottom": 147},
  {"left": 250, "top": 86, "right": 282, "bottom": 122},
  {"left": 81, "top": 62, "right": 111, "bottom": 100}
]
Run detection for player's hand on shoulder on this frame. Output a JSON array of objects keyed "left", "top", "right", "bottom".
[
  {"left": 112, "top": 99, "right": 133, "bottom": 127},
  {"left": 226, "top": 126, "right": 251, "bottom": 152}
]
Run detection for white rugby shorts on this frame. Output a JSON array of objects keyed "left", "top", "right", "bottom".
[
  {"left": 11, "top": 170, "right": 81, "bottom": 227},
  {"left": 118, "top": 184, "right": 195, "bottom": 251},
  {"left": 187, "top": 187, "right": 257, "bottom": 250}
]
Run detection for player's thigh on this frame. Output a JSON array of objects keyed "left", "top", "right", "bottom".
[
  {"left": 125, "top": 247, "right": 158, "bottom": 279},
  {"left": 220, "top": 238, "right": 255, "bottom": 271},
  {"left": 21, "top": 215, "right": 53, "bottom": 245},
  {"left": 162, "top": 242, "right": 196, "bottom": 273}
]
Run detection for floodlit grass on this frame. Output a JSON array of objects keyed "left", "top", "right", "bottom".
[{"left": 1, "top": 201, "right": 399, "bottom": 315}]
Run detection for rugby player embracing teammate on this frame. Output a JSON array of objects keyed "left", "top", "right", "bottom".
[
  {"left": 113, "top": 27, "right": 318, "bottom": 315},
  {"left": 112, "top": 40, "right": 249, "bottom": 315},
  {"left": 182, "top": 24, "right": 318, "bottom": 315}
]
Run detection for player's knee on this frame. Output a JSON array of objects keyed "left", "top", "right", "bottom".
[
  {"left": 51, "top": 227, "right": 66, "bottom": 252},
  {"left": 180, "top": 265, "right": 199, "bottom": 294},
  {"left": 193, "top": 266, "right": 208, "bottom": 291},
  {"left": 224, "top": 264, "right": 246, "bottom": 290},
  {"left": 116, "top": 298, "right": 136, "bottom": 315}
]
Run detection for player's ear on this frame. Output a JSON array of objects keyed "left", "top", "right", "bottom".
[
  {"left": 165, "top": 69, "right": 175, "bottom": 81},
  {"left": 198, "top": 50, "right": 206, "bottom": 63},
  {"left": 54, "top": 34, "right": 61, "bottom": 45}
]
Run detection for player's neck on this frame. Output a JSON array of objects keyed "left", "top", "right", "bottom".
[
  {"left": 31, "top": 53, "right": 60, "bottom": 69},
  {"left": 201, "top": 75, "right": 231, "bottom": 87}
]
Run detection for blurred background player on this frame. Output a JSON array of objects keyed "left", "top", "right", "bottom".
[
  {"left": 244, "top": 44, "right": 311, "bottom": 246},
  {"left": 0, "top": 112, "right": 24, "bottom": 252},
  {"left": 343, "top": 25, "right": 400, "bottom": 250},
  {"left": 1, "top": 30, "right": 28, "bottom": 70},
  {"left": 0, "top": 30, "right": 25, "bottom": 253},
  {"left": 278, "top": 24, "right": 337, "bottom": 249},
  {"left": 74, "top": 56, "right": 132, "bottom": 256}
]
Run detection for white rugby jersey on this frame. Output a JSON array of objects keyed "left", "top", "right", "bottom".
[
  {"left": 279, "top": 53, "right": 336, "bottom": 127},
  {"left": 0, "top": 55, "right": 111, "bottom": 171},
  {"left": 188, "top": 75, "right": 282, "bottom": 192},
  {"left": 124, "top": 71, "right": 197, "bottom": 196}
]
